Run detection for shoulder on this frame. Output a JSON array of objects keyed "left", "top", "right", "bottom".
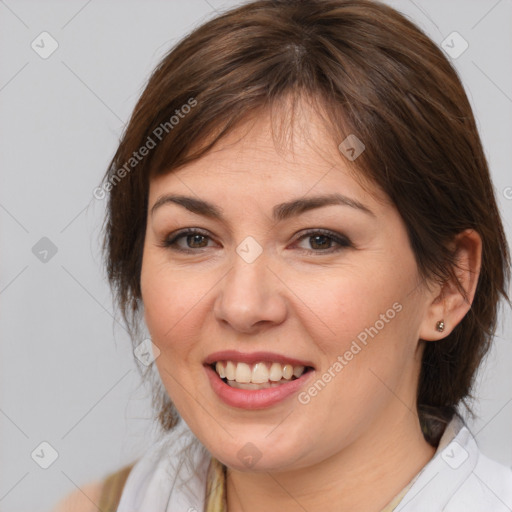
[
  {"left": 51, "top": 480, "right": 104, "bottom": 512},
  {"left": 51, "top": 462, "right": 136, "bottom": 512}
]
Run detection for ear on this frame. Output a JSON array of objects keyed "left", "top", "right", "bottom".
[{"left": 419, "top": 229, "right": 482, "bottom": 341}]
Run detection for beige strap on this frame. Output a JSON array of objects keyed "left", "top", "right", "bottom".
[
  {"left": 205, "top": 457, "right": 227, "bottom": 512},
  {"left": 97, "top": 462, "right": 136, "bottom": 512}
]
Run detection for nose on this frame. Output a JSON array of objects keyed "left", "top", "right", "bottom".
[{"left": 213, "top": 248, "right": 287, "bottom": 334}]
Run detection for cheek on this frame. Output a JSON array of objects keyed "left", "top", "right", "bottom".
[
  {"left": 292, "top": 259, "right": 415, "bottom": 350},
  {"left": 140, "top": 251, "right": 215, "bottom": 414},
  {"left": 291, "top": 253, "right": 424, "bottom": 412},
  {"left": 140, "top": 251, "right": 207, "bottom": 352},
  {"left": 288, "top": 267, "right": 421, "bottom": 434}
]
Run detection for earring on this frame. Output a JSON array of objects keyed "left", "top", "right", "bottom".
[{"left": 436, "top": 320, "right": 445, "bottom": 332}]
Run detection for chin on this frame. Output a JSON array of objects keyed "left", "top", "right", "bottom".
[{"left": 204, "top": 431, "right": 308, "bottom": 473}]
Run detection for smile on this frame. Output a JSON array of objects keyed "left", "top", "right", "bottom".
[{"left": 203, "top": 350, "right": 315, "bottom": 409}]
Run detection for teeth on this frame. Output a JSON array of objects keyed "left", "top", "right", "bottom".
[
  {"left": 228, "top": 381, "right": 287, "bottom": 390},
  {"left": 269, "top": 362, "right": 282, "bottom": 382},
  {"left": 215, "top": 362, "right": 226, "bottom": 379},
  {"left": 225, "top": 361, "right": 236, "bottom": 381},
  {"left": 235, "top": 362, "right": 252, "bottom": 383},
  {"left": 213, "top": 361, "right": 307, "bottom": 384},
  {"left": 282, "top": 364, "right": 293, "bottom": 380},
  {"left": 252, "top": 362, "right": 269, "bottom": 383},
  {"left": 293, "top": 365, "right": 305, "bottom": 377}
]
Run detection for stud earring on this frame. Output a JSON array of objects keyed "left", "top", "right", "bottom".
[{"left": 436, "top": 320, "right": 445, "bottom": 332}]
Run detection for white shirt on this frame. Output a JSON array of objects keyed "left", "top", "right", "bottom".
[{"left": 116, "top": 415, "right": 512, "bottom": 511}]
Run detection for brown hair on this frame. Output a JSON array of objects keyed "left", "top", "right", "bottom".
[{"left": 101, "top": 0, "right": 510, "bottom": 445}]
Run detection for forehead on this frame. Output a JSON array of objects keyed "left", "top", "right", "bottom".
[{"left": 149, "top": 105, "right": 386, "bottom": 209}]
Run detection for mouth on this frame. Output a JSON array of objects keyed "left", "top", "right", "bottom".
[
  {"left": 203, "top": 351, "right": 315, "bottom": 409},
  {"left": 209, "top": 360, "right": 314, "bottom": 390}
]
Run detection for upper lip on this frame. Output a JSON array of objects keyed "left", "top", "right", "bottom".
[{"left": 204, "top": 350, "right": 314, "bottom": 368}]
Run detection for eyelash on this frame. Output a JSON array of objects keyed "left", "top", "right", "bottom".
[{"left": 160, "top": 228, "right": 352, "bottom": 255}]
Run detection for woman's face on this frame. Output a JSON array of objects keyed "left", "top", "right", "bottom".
[{"left": 141, "top": 106, "right": 436, "bottom": 472}]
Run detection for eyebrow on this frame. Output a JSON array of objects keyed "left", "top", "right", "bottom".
[{"left": 150, "top": 193, "right": 375, "bottom": 221}]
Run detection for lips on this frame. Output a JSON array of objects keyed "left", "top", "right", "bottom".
[{"left": 203, "top": 350, "right": 315, "bottom": 409}]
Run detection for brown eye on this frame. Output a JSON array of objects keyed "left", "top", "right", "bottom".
[
  {"left": 163, "top": 228, "right": 215, "bottom": 252},
  {"left": 185, "top": 234, "right": 209, "bottom": 248},
  {"left": 295, "top": 229, "right": 352, "bottom": 254},
  {"left": 309, "top": 234, "right": 332, "bottom": 250}
]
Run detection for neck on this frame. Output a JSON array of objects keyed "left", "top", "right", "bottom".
[{"left": 225, "top": 410, "right": 436, "bottom": 512}]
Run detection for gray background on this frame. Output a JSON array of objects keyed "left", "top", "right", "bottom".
[{"left": 0, "top": 1, "right": 510, "bottom": 511}]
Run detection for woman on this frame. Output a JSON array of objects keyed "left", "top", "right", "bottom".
[{"left": 53, "top": 0, "right": 512, "bottom": 510}]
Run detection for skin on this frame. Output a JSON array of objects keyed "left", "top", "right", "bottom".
[{"left": 140, "top": 99, "right": 481, "bottom": 512}]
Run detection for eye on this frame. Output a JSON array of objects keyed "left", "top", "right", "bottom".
[
  {"left": 294, "top": 229, "right": 352, "bottom": 254},
  {"left": 161, "top": 228, "right": 216, "bottom": 252},
  {"left": 160, "top": 228, "right": 352, "bottom": 255}
]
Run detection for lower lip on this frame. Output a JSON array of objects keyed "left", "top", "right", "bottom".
[{"left": 204, "top": 364, "right": 314, "bottom": 410}]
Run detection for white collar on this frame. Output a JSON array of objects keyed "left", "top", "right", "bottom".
[
  {"left": 395, "top": 414, "right": 475, "bottom": 511},
  {"left": 117, "top": 419, "right": 210, "bottom": 512}
]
